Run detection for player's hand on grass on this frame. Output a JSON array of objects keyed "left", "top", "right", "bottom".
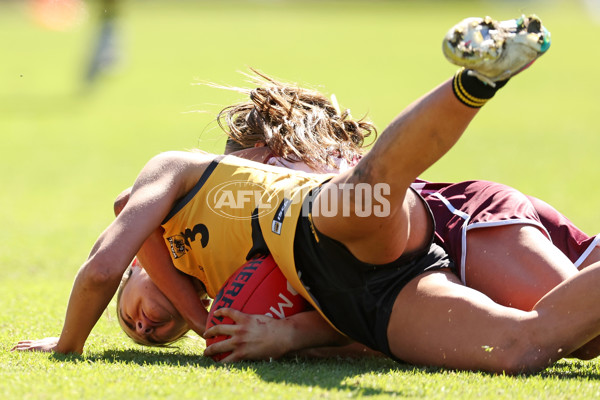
[
  {"left": 203, "top": 308, "right": 290, "bottom": 362},
  {"left": 11, "top": 337, "right": 59, "bottom": 353}
]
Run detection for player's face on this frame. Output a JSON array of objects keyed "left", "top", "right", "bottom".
[{"left": 118, "top": 266, "right": 189, "bottom": 345}]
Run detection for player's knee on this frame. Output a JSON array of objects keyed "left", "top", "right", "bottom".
[{"left": 491, "top": 331, "right": 554, "bottom": 375}]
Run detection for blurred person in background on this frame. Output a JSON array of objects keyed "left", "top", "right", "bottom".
[{"left": 84, "top": 0, "right": 121, "bottom": 86}]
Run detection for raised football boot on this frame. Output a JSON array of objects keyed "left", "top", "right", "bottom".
[{"left": 442, "top": 15, "right": 551, "bottom": 86}]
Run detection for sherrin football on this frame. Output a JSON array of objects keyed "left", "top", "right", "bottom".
[{"left": 205, "top": 254, "right": 309, "bottom": 361}]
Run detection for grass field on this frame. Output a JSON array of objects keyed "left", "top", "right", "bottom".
[{"left": 2, "top": 0, "right": 600, "bottom": 398}]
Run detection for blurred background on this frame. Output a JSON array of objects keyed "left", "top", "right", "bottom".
[{"left": 1, "top": 0, "right": 599, "bottom": 287}]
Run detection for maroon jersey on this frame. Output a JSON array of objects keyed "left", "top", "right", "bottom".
[{"left": 411, "top": 179, "right": 599, "bottom": 282}]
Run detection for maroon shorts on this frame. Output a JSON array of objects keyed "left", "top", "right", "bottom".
[{"left": 411, "top": 180, "right": 600, "bottom": 283}]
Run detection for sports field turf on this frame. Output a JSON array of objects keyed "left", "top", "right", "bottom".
[{"left": 2, "top": 0, "right": 600, "bottom": 398}]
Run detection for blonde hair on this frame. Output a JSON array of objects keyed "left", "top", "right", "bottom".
[{"left": 216, "top": 69, "right": 377, "bottom": 170}]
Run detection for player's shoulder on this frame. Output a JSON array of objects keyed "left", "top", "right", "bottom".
[
  {"left": 149, "top": 150, "right": 217, "bottom": 166},
  {"left": 143, "top": 150, "right": 218, "bottom": 177},
  {"left": 139, "top": 150, "right": 220, "bottom": 193}
]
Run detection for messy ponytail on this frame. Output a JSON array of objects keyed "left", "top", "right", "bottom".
[{"left": 216, "top": 69, "right": 376, "bottom": 170}]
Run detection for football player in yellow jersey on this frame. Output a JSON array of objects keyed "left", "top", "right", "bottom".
[
  {"left": 18, "top": 15, "right": 600, "bottom": 374},
  {"left": 130, "top": 16, "right": 599, "bottom": 369},
  {"left": 11, "top": 51, "right": 489, "bottom": 361}
]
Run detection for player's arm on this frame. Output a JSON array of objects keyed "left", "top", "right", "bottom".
[
  {"left": 293, "top": 342, "right": 384, "bottom": 359},
  {"left": 114, "top": 188, "right": 209, "bottom": 337},
  {"left": 13, "top": 152, "right": 200, "bottom": 354},
  {"left": 203, "top": 308, "right": 354, "bottom": 361}
]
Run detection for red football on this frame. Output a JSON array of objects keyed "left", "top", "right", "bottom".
[{"left": 205, "top": 254, "right": 309, "bottom": 361}]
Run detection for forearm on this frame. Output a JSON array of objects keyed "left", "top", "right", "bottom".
[
  {"left": 55, "top": 188, "right": 171, "bottom": 353},
  {"left": 279, "top": 310, "right": 352, "bottom": 355},
  {"left": 281, "top": 315, "right": 384, "bottom": 359},
  {"left": 279, "top": 312, "right": 384, "bottom": 359},
  {"left": 293, "top": 343, "right": 384, "bottom": 359},
  {"left": 203, "top": 308, "right": 352, "bottom": 361},
  {"left": 55, "top": 262, "right": 122, "bottom": 354}
]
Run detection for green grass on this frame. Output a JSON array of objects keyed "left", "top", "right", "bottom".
[{"left": 2, "top": 0, "right": 600, "bottom": 398}]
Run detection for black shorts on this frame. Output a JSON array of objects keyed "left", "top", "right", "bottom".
[{"left": 293, "top": 193, "right": 454, "bottom": 358}]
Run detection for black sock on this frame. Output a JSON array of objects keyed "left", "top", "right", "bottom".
[{"left": 452, "top": 68, "right": 508, "bottom": 108}]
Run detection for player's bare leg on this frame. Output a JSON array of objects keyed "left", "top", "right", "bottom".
[
  {"left": 387, "top": 263, "right": 600, "bottom": 373},
  {"left": 463, "top": 224, "right": 600, "bottom": 359},
  {"left": 313, "top": 79, "right": 479, "bottom": 264},
  {"left": 577, "top": 246, "right": 600, "bottom": 270},
  {"left": 465, "top": 225, "right": 577, "bottom": 310},
  {"left": 313, "top": 15, "right": 550, "bottom": 264}
]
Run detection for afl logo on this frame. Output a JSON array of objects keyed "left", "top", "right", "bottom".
[{"left": 206, "top": 180, "right": 277, "bottom": 220}]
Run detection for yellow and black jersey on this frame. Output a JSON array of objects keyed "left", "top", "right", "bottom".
[
  {"left": 161, "top": 153, "right": 455, "bottom": 350},
  {"left": 161, "top": 154, "right": 333, "bottom": 302}
]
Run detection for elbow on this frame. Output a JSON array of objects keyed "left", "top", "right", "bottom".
[
  {"left": 114, "top": 187, "right": 132, "bottom": 216},
  {"left": 78, "top": 254, "right": 124, "bottom": 288},
  {"left": 79, "top": 263, "right": 112, "bottom": 288}
]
